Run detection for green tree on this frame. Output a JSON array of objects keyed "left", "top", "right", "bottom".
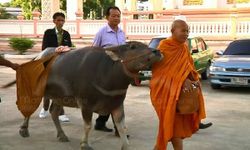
[
  {"left": 10, "top": 0, "right": 66, "bottom": 19},
  {"left": 10, "top": 0, "right": 41, "bottom": 19},
  {"left": 9, "top": 0, "right": 115, "bottom": 20},
  {"left": 60, "top": 0, "right": 66, "bottom": 11},
  {"left": 0, "top": 2, "right": 11, "bottom": 7},
  {"left": 0, "top": 7, "right": 16, "bottom": 19},
  {"left": 83, "top": 0, "right": 115, "bottom": 19}
]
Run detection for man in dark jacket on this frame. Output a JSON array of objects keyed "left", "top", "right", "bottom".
[
  {"left": 39, "top": 12, "right": 72, "bottom": 122},
  {"left": 42, "top": 13, "right": 72, "bottom": 50}
]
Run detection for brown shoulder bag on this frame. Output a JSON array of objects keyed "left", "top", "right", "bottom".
[{"left": 176, "top": 83, "right": 200, "bottom": 114}]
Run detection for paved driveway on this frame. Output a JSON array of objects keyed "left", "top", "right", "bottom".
[{"left": 0, "top": 67, "right": 250, "bottom": 150}]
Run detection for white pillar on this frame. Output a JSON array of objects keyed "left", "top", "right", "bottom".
[
  {"left": 176, "top": 0, "right": 183, "bottom": 9},
  {"left": 203, "top": 0, "right": 218, "bottom": 8},
  {"left": 67, "top": 0, "right": 83, "bottom": 20},
  {"left": 218, "top": 0, "right": 232, "bottom": 8},
  {"left": 126, "top": 0, "right": 137, "bottom": 11},
  {"left": 115, "top": 0, "right": 126, "bottom": 11},
  {"left": 163, "top": 0, "right": 176, "bottom": 9},
  {"left": 41, "top": 0, "right": 60, "bottom": 20},
  {"left": 149, "top": 0, "right": 163, "bottom": 11}
]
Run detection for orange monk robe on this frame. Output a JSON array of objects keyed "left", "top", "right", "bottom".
[{"left": 150, "top": 37, "right": 206, "bottom": 150}]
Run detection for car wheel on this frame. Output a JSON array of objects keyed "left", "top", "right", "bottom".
[
  {"left": 131, "top": 78, "right": 141, "bottom": 86},
  {"left": 201, "top": 62, "right": 211, "bottom": 80},
  {"left": 211, "top": 83, "right": 221, "bottom": 89}
]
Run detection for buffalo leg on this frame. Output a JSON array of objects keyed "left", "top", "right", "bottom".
[
  {"left": 50, "top": 101, "right": 69, "bottom": 142},
  {"left": 78, "top": 100, "right": 93, "bottom": 150},
  {"left": 112, "top": 104, "right": 130, "bottom": 150},
  {"left": 19, "top": 117, "right": 30, "bottom": 137}
]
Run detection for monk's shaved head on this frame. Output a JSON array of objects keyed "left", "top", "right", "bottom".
[
  {"left": 171, "top": 20, "right": 189, "bottom": 43},
  {"left": 171, "top": 20, "right": 188, "bottom": 32}
]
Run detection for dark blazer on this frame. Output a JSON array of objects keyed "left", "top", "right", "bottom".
[{"left": 42, "top": 28, "right": 72, "bottom": 50}]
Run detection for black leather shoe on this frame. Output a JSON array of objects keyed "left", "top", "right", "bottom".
[
  {"left": 115, "top": 130, "right": 130, "bottom": 139},
  {"left": 199, "top": 122, "right": 213, "bottom": 129},
  {"left": 95, "top": 125, "right": 113, "bottom": 132}
]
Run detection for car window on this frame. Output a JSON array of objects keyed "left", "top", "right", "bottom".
[
  {"left": 224, "top": 40, "right": 250, "bottom": 55},
  {"left": 149, "top": 38, "right": 165, "bottom": 49},
  {"left": 197, "top": 38, "right": 206, "bottom": 52},
  {"left": 190, "top": 38, "right": 198, "bottom": 52}
]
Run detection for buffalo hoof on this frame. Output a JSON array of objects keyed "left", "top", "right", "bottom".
[
  {"left": 81, "top": 145, "right": 94, "bottom": 150},
  {"left": 19, "top": 128, "right": 30, "bottom": 137},
  {"left": 121, "top": 145, "right": 131, "bottom": 150},
  {"left": 58, "top": 136, "right": 69, "bottom": 142},
  {"left": 57, "top": 133, "right": 69, "bottom": 142}
]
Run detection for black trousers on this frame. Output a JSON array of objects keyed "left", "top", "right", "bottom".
[
  {"left": 43, "top": 96, "right": 64, "bottom": 115},
  {"left": 95, "top": 114, "right": 117, "bottom": 131},
  {"left": 95, "top": 114, "right": 110, "bottom": 126}
]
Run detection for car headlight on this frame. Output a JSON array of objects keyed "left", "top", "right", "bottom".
[{"left": 210, "top": 66, "right": 225, "bottom": 72}]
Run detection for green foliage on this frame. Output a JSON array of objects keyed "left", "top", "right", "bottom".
[
  {"left": 0, "top": 2, "right": 11, "bottom": 7},
  {"left": 60, "top": 0, "right": 66, "bottom": 11},
  {"left": 9, "top": 38, "right": 35, "bottom": 54},
  {"left": 10, "top": 0, "right": 41, "bottom": 20},
  {"left": 9, "top": 0, "right": 115, "bottom": 20},
  {"left": 0, "top": 7, "right": 16, "bottom": 19},
  {"left": 83, "top": 0, "right": 115, "bottom": 19}
]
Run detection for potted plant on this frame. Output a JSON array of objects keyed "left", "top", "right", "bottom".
[{"left": 9, "top": 37, "right": 35, "bottom": 55}]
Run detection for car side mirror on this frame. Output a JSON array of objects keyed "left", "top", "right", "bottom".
[
  {"left": 192, "top": 49, "right": 199, "bottom": 54},
  {"left": 216, "top": 51, "right": 223, "bottom": 56}
]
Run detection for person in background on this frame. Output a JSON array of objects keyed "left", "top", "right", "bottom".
[
  {"left": 92, "top": 6, "right": 127, "bottom": 137},
  {"left": 39, "top": 12, "right": 72, "bottom": 122}
]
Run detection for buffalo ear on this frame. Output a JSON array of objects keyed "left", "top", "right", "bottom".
[{"left": 105, "top": 50, "right": 121, "bottom": 61}]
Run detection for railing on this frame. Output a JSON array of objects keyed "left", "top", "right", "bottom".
[
  {"left": 0, "top": 19, "right": 249, "bottom": 40},
  {"left": 79, "top": 20, "right": 106, "bottom": 36},
  {"left": 0, "top": 20, "right": 34, "bottom": 36},
  {"left": 126, "top": 20, "right": 171, "bottom": 36},
  {"left": 189, "top": 21, "right": 231, "bottom": 36},
  {"left": 237, "top": 21, "right": 250, "bottom": 37}
]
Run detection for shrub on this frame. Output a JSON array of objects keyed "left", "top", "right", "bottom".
[{"left": 9, "top": 38, "right": 35, "bottom": 54}]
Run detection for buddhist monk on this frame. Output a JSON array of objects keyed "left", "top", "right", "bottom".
[{"left": 150, "top": 20, "right": 206, "bottom": 150}]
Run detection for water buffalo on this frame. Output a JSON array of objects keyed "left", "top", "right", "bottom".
[{"left": 19, "top": 41, "right": 162, "bottom": 150}]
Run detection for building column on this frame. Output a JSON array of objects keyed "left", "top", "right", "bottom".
[
  {"left": 32, "top": 10, "right": 41, "bottom": 37},
  {"left": 149, "top": 0, "right": 163, "bottom": 11},
  {"left": 163, "top": 0, "right": 177, "bottom": 9},
  {"left": 126, "top": 0, "right": 137, "bottom": 11},
  {"left": 67, "top": 0, "right": 83, "bottom": 20},
  {"left": 230, "top": 5, "right": 237, "bottom": 40},
  {"left": 176, "top": 0, "right": 183, "bottom": 9},
  {"left": 115, "top": 0, "right": 126, "bottom": 11},
  {"left": 41, "top": 0, "right": 60, "bottom": 20}
]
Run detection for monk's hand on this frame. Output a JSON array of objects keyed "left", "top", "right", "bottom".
[
  {"left": 192, "top": 80, "right": 200, "bottom": 88},
  {"left": 182, "top": 78, "right": 193, "bottom": 93},
  {"left": 55, "top": 46, "right": 71, "bottom": 53}
]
